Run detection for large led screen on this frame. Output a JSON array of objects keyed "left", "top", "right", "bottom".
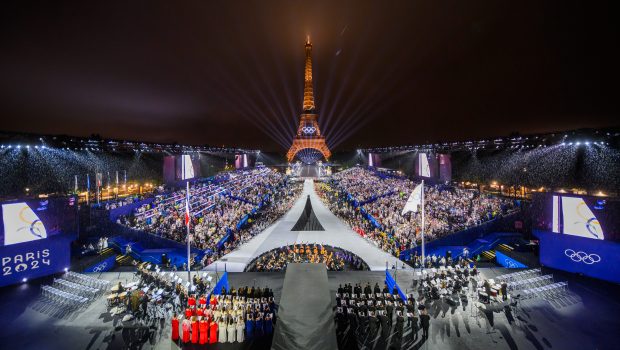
[
  {"left": 418, "top": 153, "right": 431, "bottom": 178},
  {"left": 0, "top": 198, "right": 76, "bottom": 247},
  {"left": 181, "top": 154, "right": 195, "bottom": 180},
  {"left": 2, "top": 202, "right": 48, "bottom": 246},
  {"left": 533, "top": 193, "right": 619, "bottom": 242}
]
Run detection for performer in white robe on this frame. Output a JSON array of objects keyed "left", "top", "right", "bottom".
[
  {"left": 236, "top": 318, "right": 245, "bottom": 342},
  {"left": 218, "top": 319, "right": 227, "bottom": 343},
  {"left": 227, "top": 319, "right": 236, "bottom": 343}
]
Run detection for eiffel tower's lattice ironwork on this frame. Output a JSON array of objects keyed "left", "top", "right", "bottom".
[{"left": 287, "top": 38, "right": 331, "bottom": 163}]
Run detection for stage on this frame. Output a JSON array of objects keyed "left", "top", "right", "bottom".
[
  {"left": 205, "top": 179, "right": 407, "bottom": 272},
  {"left": 0, "top": 268, "right": 618, "bottom": 350}
]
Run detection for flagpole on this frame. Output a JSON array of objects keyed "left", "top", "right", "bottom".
[
  {"left": 186, "top": 181, "right": 191, "bottom": 283},
  {"left": 421, "top": 179, "right": 425, "bottom": 270}
]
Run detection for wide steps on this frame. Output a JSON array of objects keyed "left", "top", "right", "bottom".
[
  {"left": 497, "top": 243, "right": 514, "bottom": 252},
  {"left": 116, "top": 254, "right": 135, "bottom": 266},
  {"left": 480, "top": 250, "right": 496, "bottom": 260}
]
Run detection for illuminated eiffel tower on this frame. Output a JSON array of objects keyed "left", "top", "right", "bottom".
[{"left": 286, "top": 37, "right": 331, "bottom": 163}]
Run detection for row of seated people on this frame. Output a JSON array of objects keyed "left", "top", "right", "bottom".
[
  {"left": 172, "top": 293, "right": 275, "bottom": 344},
  {"left": 407, "top": 250, "right": 472, "bottom": 269},
  {"left": 246, "top": 244, "right": 368, "bottom": 272},
  {"left": 335, "top": 283, "right": 432, "bottom": 342}
]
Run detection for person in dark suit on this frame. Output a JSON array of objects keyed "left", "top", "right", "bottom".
[
  {"left": 483, "top": 280, "right": 492, "bottom": 295},
  {"left": 364, "top": 283, "right": 372, "bottom": 296},
  {"left": 379, "top": 312, "right": 390, "bottom": 339},
  {"left": 383, "top": 284, "right": 390, "bottom": 294},
  {"left": 420, "top": 311, "right": 430, "bottom": 339},
  {"left": 374, "top": 283, "right": 381, "bottom": 294},
  {"left": 405, "top": 301, "right": 415, "bottom": 326},
  {"left": 386, "top": 302, "right": 394, "bottom": 328},
  {"left": 453, "top": 279, "right": 462, "bottom": 293},
  {"left": 501, "top": 282, "right": 508, "bottom": 301},
  {"left": 348, "top": 310, "right": 358, "bottom": 332},
  {"left": 395, "top": 312, "right": 405, "bottom": 337},
  {"left": 338, "top": 284, "right": 344, "bottom": 294},
  {"left": 411, "top": 314, "right": 419, "bottom": 340},
  {"left": 369, "top": 312, "right": 379, "bottom": 337}
]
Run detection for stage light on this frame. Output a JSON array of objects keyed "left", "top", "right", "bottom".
[
  {"left": 22, "top": 278, "right": 27, "bottom": 283},
  {"left": 17, "top": 145, "right": 21, "bottom": 149},
  {"left": 585, "top": 141, "right": 590, "bottom": 145},
  {"left": 576, "top": 142, "right": 581, "bottom": 146},
  {"left": 64, "top": 267, "right": 69, "bottom": 272}
]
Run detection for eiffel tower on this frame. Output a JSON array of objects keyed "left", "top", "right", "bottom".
[{"left": 286, "top": 37, "right": 331, "bottom": 163}]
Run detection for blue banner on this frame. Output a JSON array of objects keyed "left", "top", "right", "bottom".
[
  {"left": 83, "top": 254, "right": 117, "bottom": 273},
  {"left": 385, "top": 269, "right": 407, "bottom": 301},
  {"left": 0, "top": 235, "right": 71, "bottom": 287},
  {"left": 207, "top": 271, "right": 230, "bottom": 301},
  {"left": 495, "top": 250, "right": 527, "bottom": 269},
  {"left": 535, "top": 230, "right": 620, "bottom": 284}
]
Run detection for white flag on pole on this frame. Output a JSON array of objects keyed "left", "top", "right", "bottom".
[{"left": 401, "top": 183, "right": 423, "bottom": 215}]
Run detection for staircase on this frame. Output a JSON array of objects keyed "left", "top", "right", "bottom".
[
  {"left": 497, "top": 243, "right": 514, "bottom": 253},
  {"left": 480, "top": 250, "right": 496, "bottom": 261},
  {"left": 100, "top": 247, "right": 115, "bottom": 256},
  {"left": 116, "top": 254, "right": 136, "bottom": 266}
]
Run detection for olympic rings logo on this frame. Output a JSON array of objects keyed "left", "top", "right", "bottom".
[
  {"left": 18, "top": 206, "right": 46, "bottom": 239},
  {"left": 564, "top": 249, "right": 601, "bottom": 264},
  {"left": 92, "top": 262, "right": 109, "bottom": 272},
  {"left": 505, "top": 260, "right": 518, "bottom": 268},
  {"left": 302, "top": 126, "right": 316, "bottom": 135}
]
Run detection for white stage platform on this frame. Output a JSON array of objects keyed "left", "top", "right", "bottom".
[{"left": 206, "top": 179, "right": 409, "bottom": 272}]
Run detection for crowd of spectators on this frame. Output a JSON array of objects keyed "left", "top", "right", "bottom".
[
  {"left": 246, "top": 244, "right": 368, "bottom": 272},
  {"left": 201, "top": 181, "right": 303, "bottom": 266},
  {"left": 331, "top": 167, "right": 408, "bottom": 202},
  {"left": 318, "top": 167, "right": 516, "bottom": 258},
  {"left": 119, "top": 168, "right": 302, "bottom": 258}
]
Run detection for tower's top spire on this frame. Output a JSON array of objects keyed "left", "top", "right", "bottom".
[{"left": 302, "top": 37, "right": 315, "bottom": 112}]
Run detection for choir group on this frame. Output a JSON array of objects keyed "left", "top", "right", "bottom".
[{"left": 170, "top": 288, "right": 276, "bottom": 345}]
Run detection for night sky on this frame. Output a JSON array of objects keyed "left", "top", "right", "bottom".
[{"left": 1, "top": 1, "right": 618, "bottom": 152}]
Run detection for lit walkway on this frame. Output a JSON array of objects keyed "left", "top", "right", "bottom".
[{"left": 206, "top": 179, "right": 409, "bottom": 272}]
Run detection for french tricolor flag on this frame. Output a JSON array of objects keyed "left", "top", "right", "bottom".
[{"left": 185, "top": 182, "right": 191, "bottom": 227}]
